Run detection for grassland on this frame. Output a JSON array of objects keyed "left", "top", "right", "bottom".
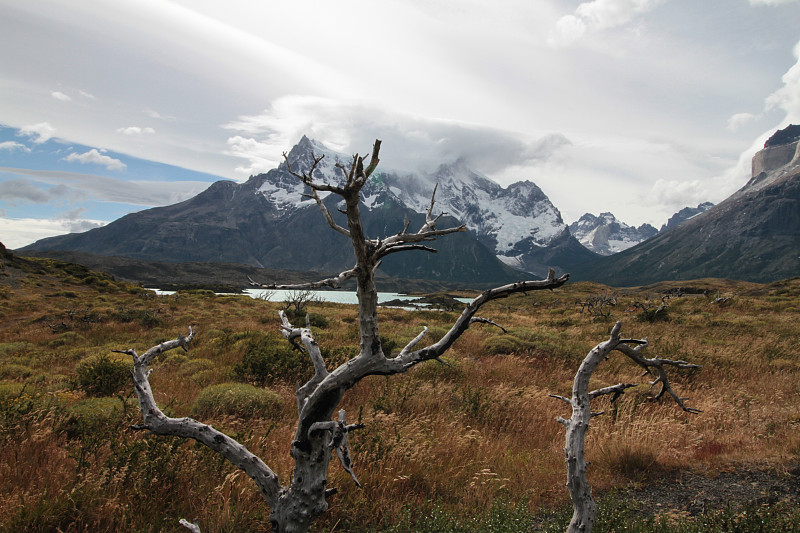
[{"left": 1, "top": 252, "right": 799, "bottom": 532}]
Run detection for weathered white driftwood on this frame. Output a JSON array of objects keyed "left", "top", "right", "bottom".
[{"left": 551, "top": 321, "right": 700, "bottom": 533}]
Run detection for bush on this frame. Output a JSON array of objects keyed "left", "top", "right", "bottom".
[
  {"left": 232, "top": 334, "right": 312, "bottom": 384},
  {"left": 192, "top": 382, "right": 282, "bottom": 418},
  {"left": 75, "top": 353, "right": 131, "bottom": 397},
  {"left": 482, "top": 335, "right": 533, "bottom": 355},
  {"left": 0, "top": 363, "right": 34, "bottom": 380},
  {"left": 113, "top": 308, "right": 163, "bottom": 328},
  {"left": 283, "top": 309, "right": 329, "bottom": 329},
  {"left": 64, "top": 397, "right": 128, "bottom": 439}
]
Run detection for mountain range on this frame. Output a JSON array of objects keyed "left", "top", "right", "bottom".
[
  {"left": 18, "top": 127, "right": 800, "bottom": 286},
  {"left": 24, "top": 137, "right": 588, "bottom": 285}
]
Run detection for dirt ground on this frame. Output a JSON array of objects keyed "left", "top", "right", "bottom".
[{"left": 615, "top": 461, "right": 800, "bottom": 515}]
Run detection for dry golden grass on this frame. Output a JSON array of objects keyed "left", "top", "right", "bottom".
[{"left": 1, "top": 259, "right": 799, "bottom": 531}]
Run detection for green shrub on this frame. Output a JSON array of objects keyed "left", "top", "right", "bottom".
[
  {"left": 192, "top": 382, "right": 282, "bottom": 418},
  {"left": 0, "top": 363, "right": 34, "bottom": 380},
  {"left": 113, "top": 308, "right": 163, "bottom": 328},
  {"left": 0, "top": 382, "right": 36, "bottom": 420},
  {"left": 48, "top": 331, "right": 85, "bottom": 348},
  {"left": 482, "top": 335, "right": 533, "bottom": 355},
  {"left": 232, "top": 334, "right": 312, "bottom": 384},
  {"left": 75, "top": 353, "right": 131, "bottom": 397},
  {"left": 178, "top": 358, "right": 214, "bottom": 377},
  {"left": 283, "top": 309, "right": 330, "bottom": 328},
  {"left": 64, "top": 397, "right": 128, "bottom": 439}
]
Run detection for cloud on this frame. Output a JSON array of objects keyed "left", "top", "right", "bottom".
[
  {"left": 0, "top": 216, "right": 105, "bottom": 249},
  {"left": 749, "top": 0, "right": 800, "bottom": 4},
  {"left": 144, "top": 108, "right": 174, "bottom": 121},
  {"left": 727, "top": 112, "right": 758, "bottom": 132},
  {"left": 0, "top": 179, "right": 53, "bottom": 204},
  {"left": 19, "top": 122, "right": 56, "bottom": 144},
  {"left": 0, "top": 141, "right": 30, "bottom": 153},
  {"left": 548, "top": 0, "right": 666, "bottom": 47},
  {"left": 79, "top": 90, "right": 96, "bottom": 100},
  {"left": 0, "top": 167, "right": 212, "bottom": 206},
  {"left": 63, "top": 149, "right": 127, "bottom": 171},
  {"left": 647, "top": 178, "right": 710, "bottom": 209},
  {"left": 51, "top": 91, "right": 72, "bottom": 102},
  {"left": 54, "top": 207, "right": 106, "bottom": 232},
  {"left": 765, "top": 39, "right": 800, "bottom": 123},
  {"left": 223, "top": 95, "right": 571, "bottom": 177},
  {"left": 116, "top": 126, "right": 155, "bottom": 135}
]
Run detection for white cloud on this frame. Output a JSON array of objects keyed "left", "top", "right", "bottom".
[
  {"left": 0, "top": 167, "right": 211, "bottom": 206},
  {"left": 749, "top": 0, "right": 800, "bottom": 5},
  {"left": 223, "top": 95, "right": 571, "bottom": 178},
  {"left": 727, "top": 112, "right": 757, "bottom": 132},
  {"left": 0, "top": 179, "right": 54, "bottom": 204},
  {"left": 0, "top": 141, "right": 30, "bottom": 152},
  {"left": 79, "top": 90, "right": 96, "bottom": 100},
  {"left": 63, "top": 149, "right": 127, "bottom": 171},
  {"left": 116, "top": 126, "right": 156, "bottom": 135},
  {"left": 548, "top": 0, "right": 666, "bottom": 47},
  {"left": 144, "top": 108, "right": 175, "bottom": 120},
  {"left": 647, "top": 178, "right": 709, "bottom": 209},
  {"left": 19, "top": 122, "right": 56, "bottom": 144},
  {"left": 0, "top": 216, "right": 105, "bottom": 249},
  {"left": 54, "top": 207, "right": 106, "bottom": 232},
  {"left": 765, "top": 40, "right": 800, "bottom": 123},
  {"left": 547, "top": 15, "right": 587, "bottom": 47},
  {"left": 51, "top": 91, "right": 72, "bottom": 102}
]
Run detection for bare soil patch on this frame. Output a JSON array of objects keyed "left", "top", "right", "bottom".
[{"left": 615, "top": 461, "right": 800, "bottom": 515}]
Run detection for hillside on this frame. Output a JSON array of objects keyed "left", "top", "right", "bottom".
[{"left": 571, "top": 131, "right": 800, "bottom": 285}]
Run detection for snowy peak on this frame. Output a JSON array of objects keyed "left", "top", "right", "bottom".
[
  {"left": 251, "top": 137, "right": 578, "bottom": 273},
  {"left": 569, "top": 212, "right": 657, "bottom": 256}
]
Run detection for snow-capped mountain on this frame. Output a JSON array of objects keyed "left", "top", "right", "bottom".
[
  {"left": 260, "top": 136, "right": 593, "bottom": 274},
  {"left": 21, "top": 136, "right": 597, "bottom": 282},
  {"left": 569, "top": 213, "right": 658, "bottom": 256}
]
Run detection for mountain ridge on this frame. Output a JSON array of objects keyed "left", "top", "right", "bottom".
[
  {"left": 20, "top": 137, "right": 597, "bottom": 283},
  {"left": 569, "top": 132, "right": 800, "bottom": 285}
]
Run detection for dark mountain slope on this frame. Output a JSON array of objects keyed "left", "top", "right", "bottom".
[{"left": 570, "top": 135, "right": 800, "bottom": 285}]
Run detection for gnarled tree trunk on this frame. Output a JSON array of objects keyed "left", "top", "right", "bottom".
[{"left": 552, "top": 321, "right": 700, "bottom": 533}]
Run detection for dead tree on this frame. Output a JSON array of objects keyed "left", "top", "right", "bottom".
[
  {"left": 577, "top": 292, "right": 617, "bottom": 319},
  {"left": 550, "top": 321, "right": 700, "bottom": 533},
  {"left": 121, "top": 139, "right": 569, "bottom": 533}
]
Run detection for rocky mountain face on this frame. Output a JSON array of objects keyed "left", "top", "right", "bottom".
[
  {"left": 659, "top": 202, "right": 714, "bottom": 232},
  {"left": 569, "top": 213, "right": 658, "bottom": 256},
  {"left": 570, "top": 127, "right": 800, "bottom": 285},
  {"left": 22, "top": 136, "right": 595, "bottom": 285}
]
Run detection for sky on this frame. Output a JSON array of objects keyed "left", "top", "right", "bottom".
[{"left": 2, "top": 0, "right": 800, "bottom": 249}]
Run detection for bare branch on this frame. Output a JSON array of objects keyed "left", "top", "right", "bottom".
[
  {"left": 398, "top": 327, "right": 429, "bottom": 357},
  {"left": 179, "top": 519, "right": 202, "bottom": 533},
  {"left": 126, "top": 328, "right": 283, "bottom": 506},
  {"left": 249, "top": 268, "right": 357, "bottom": 291},
  {"left": 387, "top": 269, "right": 569, "bottom": 370},
  {"left": 469, "top": 317, "right": 508, "bottom": 333},
  {"left": 283, "top": 151, "right": 343, "bottom": 195},
  {"left": 308, "top": 188, "right": 350, "bottom": 237},
  {"left": 549, "top": 394, "right": 571, "bottom": 405}
]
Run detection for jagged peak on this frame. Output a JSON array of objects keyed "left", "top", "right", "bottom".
[{"left": 764, "top": 124, "right": 800, "bottom": 148}]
